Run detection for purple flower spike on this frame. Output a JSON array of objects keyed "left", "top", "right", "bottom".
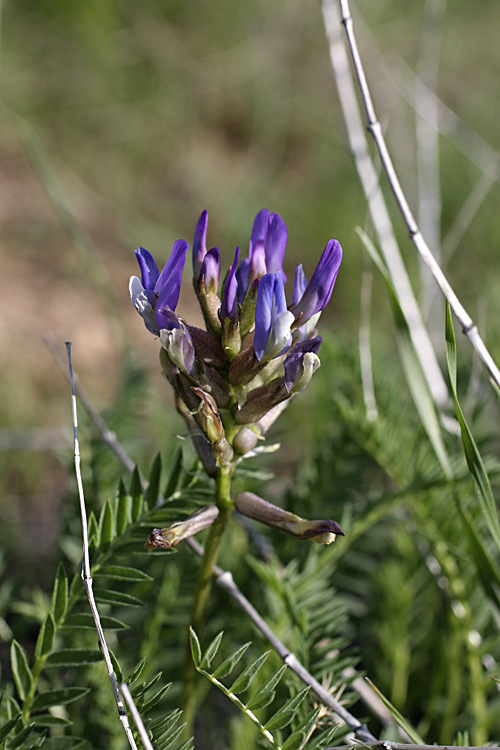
[
  {"left": 292, "top": 240, "right": 342, "bottom": 325},
  {"left": 254, "top": 273, "right": 295, "bottom": 363},
  {"left": 193, "top": 210, "right": 208, "bottom": 283},
  {"left": 292, "top": 264, "right": 308, "bottom": 306},
  {"left": 220, "top": 248, "right": 240, "bottom": 321},
  {"left": 155, "top": 239, "right": 190, "bottom": 329},
  {"left": 135, "top": 247, "right": 160, "bottom": 291},
  {"left": 284, "top": 336, "right": 322, "bottom": 394},
  {"left": 200, "top": 247, "right": 220, "bottom": 290},
  {"left": 236, "top": 259, "right": 250, "bottom": 305}
]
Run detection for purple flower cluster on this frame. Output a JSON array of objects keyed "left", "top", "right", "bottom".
[{"left": 130, "top": 209, "right": 342, "bottom": 467}]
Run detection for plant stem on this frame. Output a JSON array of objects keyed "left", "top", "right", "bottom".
[{"left": 181, "top": 463, "right": 234, "bottom": 740}]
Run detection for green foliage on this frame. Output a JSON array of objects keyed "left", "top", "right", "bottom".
[{"left": 191, "top": 630, "right": 337, "bottom": 750}]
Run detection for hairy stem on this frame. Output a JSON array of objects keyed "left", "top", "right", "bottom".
[{"left": 181, "top": 463, "right": 234, "bottom": 740}]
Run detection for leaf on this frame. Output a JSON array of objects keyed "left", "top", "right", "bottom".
[
  {"left": 94, "top": 565, "right": 153, "bottom": 581},
  {"left": 131, "top": 673, "right": 163, "bottom": 699},
  {"left": 116, "top": 490, "right": 131, "bottom": 536},
  {"left": 63, "top": 612, "right": 128, "bottom": 631},
  {"left": 7, "top": 723, "right": 35, "bottom": 749},
  {"left": 51, "top": 563, "right": 68, "bottom": 626},
  {"left": 98, "top": 499, "right": 115, "bottom": 550},
  {"left": 263, "top": 687, "right": 310, "bottom": 732},
  {"left": 32, "top": 687, "right": 91, "bottom": 712},
  {"left": 126, "top": 657, "right": 147, "bottom": 685},
  {"left": 229, "top": 651, "right": 270, "bottom": 695},
  {"left": 246, "top": 665, "right": 287, "bottom": 711},
  {"left": 87, "top": 511, "right": 99, "bottom": 548},
  {"left": 281, "top": 731, "right": 306, "bottom": 750},
  {"left": 130, "top": 466, "right": 144, "bottom": 521},
  {"left": 164, "top": 447, "right": 183, "bottom": 498},
  {"left": 0, "top": 714, "right": 21, "bottom": 743},
  {"left": 445, "top": 303, "right": 500, "bottom": 550},
  {"left": 200, "top": 632, "right": 224, "bottom": 671},
  {"left": 306, "top": 724, "right": 338, "bottom": 750},
  {"left": 141, "top": 684, "right": 171, "bottom": 714},
  {"left": 36, "top": 738, "right": 86, "bottom": 749},
  {"left": 145, "top": 453, "right": 162, "bottom": 510},
  {"left": 108, "top": 648, "right": 123, "bottom": 683},
  {"left": 44, "top": 649, "right": 103, "bottom": 668},
  {"left": 94, "top": 589, "right": 144, "bottom": 607},
  {"left": 33, "top": 716, "right": 72, "bottom": 727},
  {"left": 35, "top": 613, "right": 56, "bottom": 658},
  {"left": 212, "top": 642, "right": 251, "bottom": 680},
  {"left": 189, "top": 628, "right": 201, "bottom": 668},
  {"left": 10, "top": 640, "right": 33, "bottom": 701},
  {"left": 457, "top": 500, "right": 500, "bottom": 610},
  {"left": 366, "top": 677, "right": 424, "bottom": 744}
]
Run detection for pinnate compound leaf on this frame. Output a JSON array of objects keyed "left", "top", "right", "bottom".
[
  {"left": 35, "top": 612, "right": 56, "bottom": 658},
  {"left": 445, "top": 303, "right": 500, "bottom": 550},
  {"left": 10, "top": 640, "right": 33, "bottom": 701},
  {"left": 51, "top": 563, "right": 68, "bottom": 625},
  {"left": 246, "top": 665, "right": 287, "bottom": 711},
  {"left": 31, "top": 687, "right": 90, "bottom": 712},
  {"left": 189, "top": 628, "right": 202, "bottom": 668},
  {"left": 211, "top": 642, "right": 251, "bottom": 680},
  {"left": 200, "top": 631, "right": 224, "bottom": 671},
  {"left": 0, "top": 714, "right": 21, "bottom": 742},
  {"left": 44, "top": 649, "right": 103, "bottom": 669},
  {"left": 145, "top": 453, "right": 162, "bottom": 510},
  {"left": 264, "top": 687, "right": 310, "bottom": 732},
  {"left": 127, "top": 657, "right": 147, "bottom": 685},
  {"left": 229, "top": 651, "right": 270, "bottom": 695},
  {"left": 94, "top": 565, "right": 152, "bottom": 581}
]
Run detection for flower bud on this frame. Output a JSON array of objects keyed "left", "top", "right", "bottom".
[
  {"left": 145, "top": 505, "right": 219, "bottom": 550},
  {"left": 192, "top": 387, "right": 234, "bottom": 466},
  {"left": 235, "top": 492, "right": 344, "bottom": 544}
]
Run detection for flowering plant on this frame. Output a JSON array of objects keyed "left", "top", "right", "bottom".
[{"left": 130, "top": 210, "right": 344, "bottom": 728}]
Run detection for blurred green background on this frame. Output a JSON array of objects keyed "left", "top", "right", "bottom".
[{"left": 1, "top": 0, "right": 500, "bottom": 559}]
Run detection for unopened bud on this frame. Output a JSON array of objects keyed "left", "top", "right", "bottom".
[
  {"left": 145, "top": 505, "right": 219, "bottom": 550},
  {"left": 235, "top": 492, "right": 344, "bottom": 544},
  {"left": 192, "top": 387, "right": 234, "bottom": 465}
]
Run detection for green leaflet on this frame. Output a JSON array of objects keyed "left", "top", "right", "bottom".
[
  {"left": 94, "top": 565, "right": 153, "bottom": 581},
  {"left": 51, "top": 563, "right": 68, "bottom": 626},
  {"left": 35, "top": 612, "right": 56, "bottom": 658},
  {"left": 229, "top": 651, "right": 270, "bottom": 694},
  {"left": 10, "top": 640, "right": 33, "bottom": 701},
  {"left": 366, "top": 677, "right": 425, "bottom": 744},
  {"left": 44, "top": 649, "right": 103, "bottom": 668},
  {"left": 445, "top": 303, "right": 500, "bottom": 551},
  {"left": 199, "top": 631, "right": 224, "bottom": 671},
  {"left": 263, "top": 687, "right": 309, "bottom": 732},
  {"left": 98, "top": 499, "right": 115, "bottom": 549},
  {"left": 145, "top": 452, "right": 162, "bottom": 510},
  {"left": 62, "top": 612, "right": 129, "bottom": 631},
  {"left": 164, "top": 446, "right": 184, "bottom": 498},
  {"left": 31, "top": 687, "right": 90, "bottom": 712}
]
